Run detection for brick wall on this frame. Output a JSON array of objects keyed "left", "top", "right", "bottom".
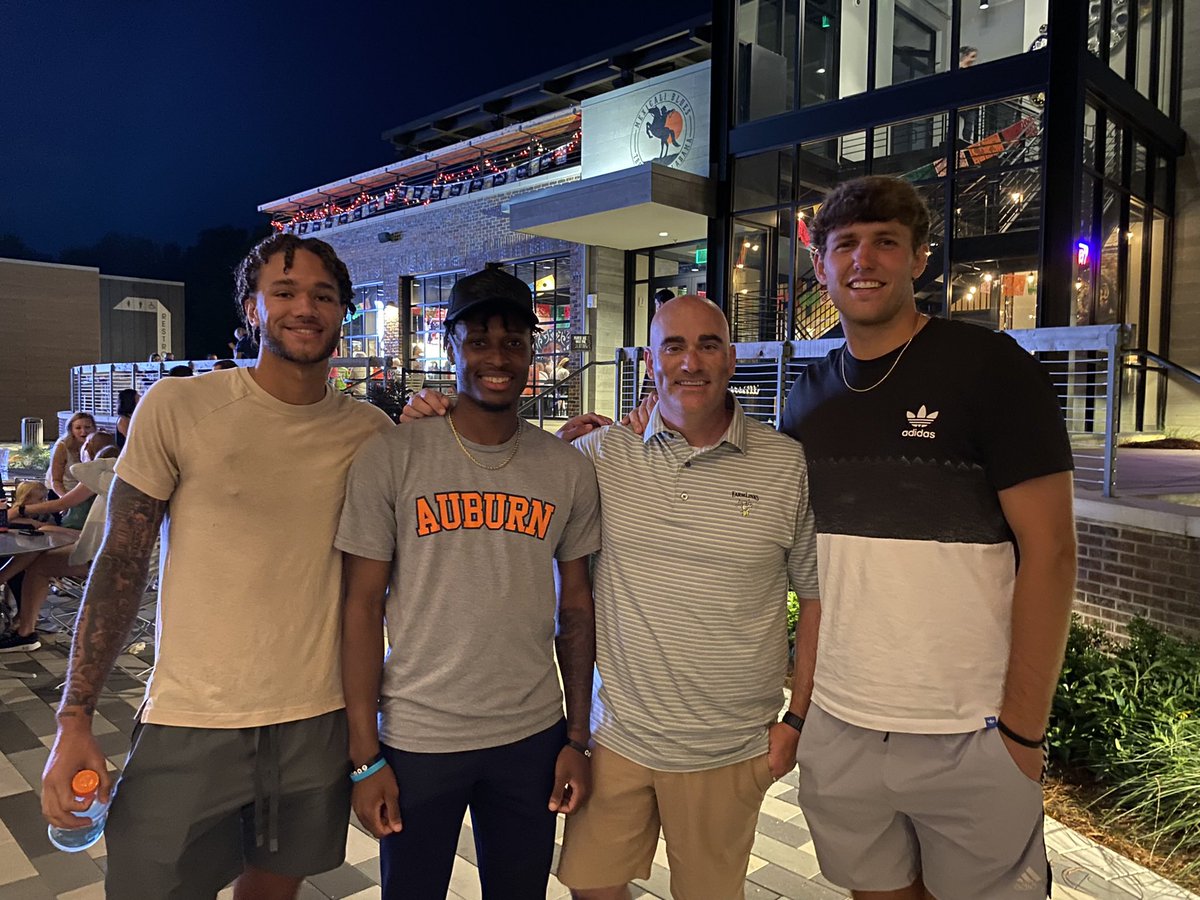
[
  {"left": 1074, "top": 502, "right": 1200, "bottom": 638},
  {"left": 315, "top": 170, "right": 582, "bottom": 307}
]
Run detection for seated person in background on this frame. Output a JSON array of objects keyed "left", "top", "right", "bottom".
[
  {"left": 167, "top": 365, "right": 193, "bottom": 378},
  {"left": 11, "top": 481, "right": 54, "bottom": 525},
  {"left": 1, "top": 438, "right": 120, "bottom": 653},
  {"left": 211, "top": 359, "right": 238, "bottom": 371},
  {"left": 148, "top": 353, "right": 163, "bottom": 363},
  {"left": 116, "top": 389, "right": 139, "bottom": 450},
  {"left": 46, "top": 412, "right": 97, "bottom": 498}
]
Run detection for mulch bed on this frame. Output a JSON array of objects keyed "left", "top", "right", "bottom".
[
  {"left": 1118, "top": 438, "right": 1200, "bottom": 450},
  {"left": 1044, "top": 773, "right": 1200, "bottom": 892}
]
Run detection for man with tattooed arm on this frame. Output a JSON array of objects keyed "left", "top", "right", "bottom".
[{"left": 41, "top": 234, "right": 392, "bottom": 899}]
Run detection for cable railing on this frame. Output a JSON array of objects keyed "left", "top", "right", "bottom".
[{"left": 615, "top": 324, "right": 1128, "bottom": 497}]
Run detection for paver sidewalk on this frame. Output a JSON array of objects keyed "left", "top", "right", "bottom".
[{"left": 0, "top": 638, "right": 1194, "bottom": 899}]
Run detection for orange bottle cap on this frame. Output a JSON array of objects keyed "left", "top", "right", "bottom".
[{"left": 71, "top": 770, "right": 100, "bottom": 795}]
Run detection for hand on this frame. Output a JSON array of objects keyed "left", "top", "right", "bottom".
[
  {"left": 1000, "top": 733, "right": 1045, "bottom": 783},
  {"left": 399, "top": 389, "right": 453, "bottom": 424},
  {"left": 42, "top": 726, "right": 113, "bottom": 829},
  {"left": 555, "top": 414, "right": 612, "bottom": 443},
  {"left": 766, "top": 721, "right": 800, "bottom": 780},
  {"left": 351, "top": 765, "right": 403, "bottom": 838},
  {"left": 619, "top": 392, "right": 657, "bottom": 435},
  {"left": 548, "top": 746, "right": 591, "bottom": 814}
]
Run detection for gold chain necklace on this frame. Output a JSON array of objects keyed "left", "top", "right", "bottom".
[
  {"left": 446, "top": 414, "right": 523, "bottom": 470},
  {"left": 840, "top": 315, "right": 925, "bottom": 394}
]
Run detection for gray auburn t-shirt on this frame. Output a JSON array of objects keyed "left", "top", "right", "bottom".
[{"left": 335, "top": 416, "right": 602, "bottom": 753}]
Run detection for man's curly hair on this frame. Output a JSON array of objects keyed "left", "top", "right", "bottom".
[
  {"left": 233, "top": 233, "right": 354, "bottom": 326},
  {"left": 810, "top": 175, "right": 931, "bottom": 255}
]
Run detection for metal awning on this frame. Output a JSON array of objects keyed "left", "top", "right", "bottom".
[{"left": 508, "top": 162, "right": 713, "bottom": 251}]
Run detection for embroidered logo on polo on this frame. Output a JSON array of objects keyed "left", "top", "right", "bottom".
[
  {"left": 414, "top": 491, "right": 556, "bottom": 539},
  {"left": 902, "top": 405, "right": 939, "bottom": 439},
  {"left": 731, "top": 490, "right": 759, "bottom": 517}
]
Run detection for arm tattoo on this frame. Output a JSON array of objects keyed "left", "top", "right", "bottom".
[
  {"left": 555, "top": 604, "right": 595, "bottom": 737},
  {"left": 61, "top": 478, "right": 167, "bottom": 716}
]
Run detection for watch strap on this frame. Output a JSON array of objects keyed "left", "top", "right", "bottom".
[
  {"left": 565, "top": 738, "right": 592, "bottom": 758},
  {"left": 780, "top": 711, "right": 806, "bottom": 733}
]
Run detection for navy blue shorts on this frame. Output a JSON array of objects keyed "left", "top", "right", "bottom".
[{"left": 378, "top": 718, "right": 566, "bottom": 900}]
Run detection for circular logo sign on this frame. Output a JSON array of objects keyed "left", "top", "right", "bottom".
[{"left": 630, "top": 89, "right": 696, "bottom": 170}]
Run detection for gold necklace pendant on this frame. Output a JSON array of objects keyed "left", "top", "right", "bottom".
[
  {"left": 839, "top": 315, "right": 925, "bottom": 394},
  {"left": 447, "top": 414, "right": 523, "bottom": 470}
]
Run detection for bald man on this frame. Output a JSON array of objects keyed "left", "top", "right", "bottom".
[{"left": 554, "top": 297, "right": 819, "bottom": 899}]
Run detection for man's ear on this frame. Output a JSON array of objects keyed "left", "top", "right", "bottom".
[
  {"left": 242, "top": 296, "right": 258, "bottom": 329},
  {"left": 643, "top": 347, "right": 655, "bottom": 379}
]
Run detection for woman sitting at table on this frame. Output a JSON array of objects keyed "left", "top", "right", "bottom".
[{"left": 0, "top": 435, "right": 118, "bottom": 653}]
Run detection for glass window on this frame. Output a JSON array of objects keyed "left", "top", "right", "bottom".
[
  {"left": 1108, "top": 0, "right": 1133, "bottom": 76},
  {"left": 730, "top": 213, "right": 781, "bottom": 343},
  {"left": 410, "top": 272, "right": 459, "bottom": 373},
  {"left": 955, "top": 96, "right": 1042, "bottom": 165},
  {"left": 1082, "top": 103, "right": 1099, "bottom": 172},
  {"left": 1126, "top": 199, "right": 1146, "bottom": 334},
  {"left": 504, "top": 256, "right": 571, "bottom": 399},
  {"left": 877, "top": 1, "right": 950, "bottom": 89},
  {"left": 798, "top": 130, "right": 867, "bottom": 192},
  {"left": 1104, "top": 117, "right": 1123, "bottom": 182},
  {"left": 735, "top": 0, "right": 870, "bottom": 122},
  {"left": 733, "top": 147, "right": 795, "bottom": 211},
  {"left": 872, "top": 113, "right": 948, "bottom": 178},
  {"left": 804, "top": 0, "right": 868, "bottom": 106},
  {"left": 735, "top": 0, "right": 797, "bottom": 122},
  {"left": 1135, "top": 0, "right": 1154, "bottom": 98},
  {"left": 1075, "top": 172, "right": 1097, "bottom": 325},
  {"left": 954, "top": 168, "right": 1041, "bottom": 238},
  {"left": 1097, "top": 186, "right": 1122, "bottom": 324},
  {"left": 959, "top": 0, "right": 1049, "bottom": 68},
  {"left": 1157, "top": 0, "right": 1174, "bottom": 116}
]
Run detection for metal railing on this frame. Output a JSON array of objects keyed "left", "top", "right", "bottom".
[{"left": 616, "top": 324, "right": 1128, "bottom": 497}]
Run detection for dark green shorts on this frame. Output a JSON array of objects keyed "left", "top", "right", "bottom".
[{"left": 105, "top": 708, "right": 351, "bottom": 898}]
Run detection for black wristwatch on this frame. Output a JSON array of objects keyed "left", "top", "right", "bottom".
[
  {"left": 780, "top": 711, "right": 806, "bottom": 733},
  {"left": 565, "top": 738, "right": 592, "bottom": 759}
]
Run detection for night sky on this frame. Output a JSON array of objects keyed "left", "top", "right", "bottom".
[{"left": 3, "top": 1, "right": 710, "bottom": 259}]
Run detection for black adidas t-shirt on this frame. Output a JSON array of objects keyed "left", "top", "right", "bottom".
[{"left": 779, "top": 317, "right": 1074, "bottom": 732}]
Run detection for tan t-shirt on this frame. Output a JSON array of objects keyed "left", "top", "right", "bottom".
[{"left": 116, "top": 367, "right": 393, "bottom": 727}]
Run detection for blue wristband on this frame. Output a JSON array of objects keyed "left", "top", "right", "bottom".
[{"left": 350, "top": 755, "right": 387, "bottom": 783}]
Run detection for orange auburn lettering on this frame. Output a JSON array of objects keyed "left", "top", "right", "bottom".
[{"left": 414, "top": 492, "right": 556, "bottom": 539}]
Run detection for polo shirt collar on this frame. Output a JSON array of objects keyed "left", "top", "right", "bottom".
[{"left": 643, "top": 394, "right": 748, "bottom": 453}]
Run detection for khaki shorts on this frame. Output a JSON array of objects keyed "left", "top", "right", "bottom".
[
  {"left": 556, "top": 743, "right": 773, "bottom": 900},
  {"left": 797, "top": 704, "right": 1050, "bottom": 898}
]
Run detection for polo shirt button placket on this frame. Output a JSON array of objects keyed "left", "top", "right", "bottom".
[{"left": 680, "top": 492, "right": 688, "bottom": 501}]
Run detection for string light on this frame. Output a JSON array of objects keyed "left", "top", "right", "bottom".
[{"left": 272, "top": 130, "right": 581, "bottom": 232}]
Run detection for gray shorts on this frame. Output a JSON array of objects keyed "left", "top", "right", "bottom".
[
  {"left": 105, "top": 709, "right": 351, "bottom": 899},
  {"left": 796, "top": 704, "right": 1049, "bottom": 898}
]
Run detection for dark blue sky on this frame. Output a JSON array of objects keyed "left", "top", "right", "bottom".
[{"left": 2, "top": 1, "right": 709, "bottom": 257}]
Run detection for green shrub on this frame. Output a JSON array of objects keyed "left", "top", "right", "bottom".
[
  {"left": 787, "top": 591, "right": 800, "bottom": 645},
  {"left": 1051, "top": 616, "right": 1200, "bottom": 872}
]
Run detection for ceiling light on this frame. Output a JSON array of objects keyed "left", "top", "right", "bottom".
[
  {"left": 751, "top": 244, "right": 760, "bottom": 251},
  {"left": 1026, "top": 274, "right": 1036, "bottom": 282},
  {"left": 816, "top": 67, "right": 826, "bottom": 74},
  {"left": 659, "top": 231, "right": 669, "bottom": 237},
  {"left": 743, "top": 240, "right": 752, "bottom": 248},
  {"left": 1011, "top": 192, "right": 1023, "bottom": 202},
  {"left": 1126, "top": 230, "right": 1134, "bottom": 239},
  {"left": 983, "top": 273, "right": 994, "bottom": 282},
  {"left": 979, "top": 0, "right": 989, "bottom": 8},
  {"left": 968, "top": 286, "right": 977, "bottom": 295}
]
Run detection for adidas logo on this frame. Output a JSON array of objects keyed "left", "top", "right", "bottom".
[
  {"left": 901, "top": 405, "right": 938, "bottom": 439},
  {"left": 1013, "top": 865, "right": 1046, "bottom": 891}
]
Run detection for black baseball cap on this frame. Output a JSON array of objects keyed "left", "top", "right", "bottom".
[{"left": 446, "top": 263, "right": 539, "bottom": 328}]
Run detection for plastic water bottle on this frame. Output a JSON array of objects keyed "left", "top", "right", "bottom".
[{"left": 47, "top": 770, "right": 108, "bottom": 852}]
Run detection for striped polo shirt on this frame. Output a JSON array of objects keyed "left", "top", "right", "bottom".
[{"left": 574, "top": 399, "right": 819, "bottom": 772}]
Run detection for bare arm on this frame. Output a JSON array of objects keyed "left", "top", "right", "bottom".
[
  {"left": 341, "top": 553, "right": 402, "bottom": 837},
  {"left": 341, "top": 554, "right": 392, "bottom": 766},
  {"left": 25, "top": 482, "right": 95, "bottom": 517},
  {"left": 554, "top": 556, "right": 595, "bottom": 743},
  {"left": 549, "top": 555, "right": 595, "bottom": 814},
  {"left": 43, "top": 476, "right": 165, "bottom": 825},
  {"left": 49, "top": 442, "right": 69, "bottom": 496},
  {"left": 789, "top": 597, "right": 821, "bottom": 719},
  {"left": 60, "top": 477, "right": 165, "bottom": 719},
  {"left": 998, "top": 470, "right": 1077, "bottom": 740}
]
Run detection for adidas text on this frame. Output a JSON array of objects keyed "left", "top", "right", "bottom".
[{"left": 901, "top": 428, "right": 937, "bottom": 439}]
